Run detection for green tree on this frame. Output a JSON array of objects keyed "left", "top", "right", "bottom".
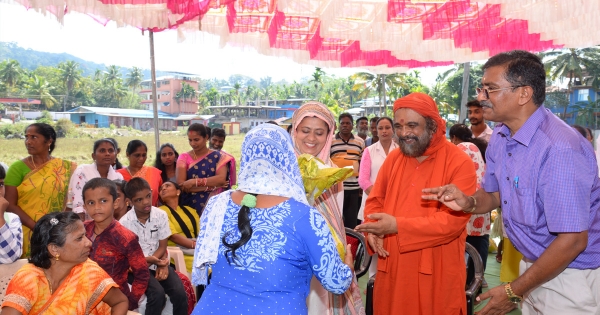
[
  {"left": 26, "top": 75, "right": 58, "bottom": 110},
  {"left": 104, "top": 65, "right": 121, "bottom": 83},
  {"left": 540, "top": 47, "right": 600, "bottom": 117},
  {"left": 0, "top": 60, "right": 24, "bottom": 96},
  {"left": 309, "top": 67, "right": 326, "bottom": 99},
  {"left": 58, "top": 61, "right": 82, "bottom": 111},
  {"left": 351, "top": 72, "right": 408, "bottom": 116},
  {"left": 125, "top": 67, "right": 144, "bottom": 92},
  {"left": 175, "top": 82, "right": 196, "bottom": 113},
  {"left": 232, "top": 82, "right": 242, "bottom": 105}
]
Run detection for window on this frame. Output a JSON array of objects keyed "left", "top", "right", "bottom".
[
  {"left": 163, "top": 80, "right": 170, "bottom": 85},
  {"left": 578, "top": 89, "right": 589, "bottom": 102}
]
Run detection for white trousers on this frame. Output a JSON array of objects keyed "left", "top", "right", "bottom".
[{"left": 520, "top": 259, "right": 600, "bottom": 315}]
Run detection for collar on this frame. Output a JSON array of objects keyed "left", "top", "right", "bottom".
[
  {"left": 335, "top": 132, "right": 355, "bottom": 141},
  {"left": 497, "top": 105, "right": 547, "bottom": 147}
]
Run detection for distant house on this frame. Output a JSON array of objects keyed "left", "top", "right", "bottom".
[
  {"left": 139, "top": 74, "right": 200, "bottom": 115},
  {"left": 546, "top": 83, "right": 599, "bottom": 126},
  {"left": 68, "top": 106, "right": 176, "bottom": 131}
]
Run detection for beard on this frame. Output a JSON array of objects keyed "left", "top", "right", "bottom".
[
  {"left": 399, "top": 129, "right": 432, "bottom": 157},
  {"left": 357, "top": 127, "right": 369, "bottom": 137}
]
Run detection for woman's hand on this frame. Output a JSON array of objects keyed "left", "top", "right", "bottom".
[{"left": 343, "top": 244, "right": 354, "bottom": 271}]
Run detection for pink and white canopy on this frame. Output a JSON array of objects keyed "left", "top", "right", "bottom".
[{"left": 9, "top": 0, "right": 600, "bottom": 72}]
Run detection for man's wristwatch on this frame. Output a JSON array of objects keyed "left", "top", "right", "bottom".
[{"left": 504, "top": 284, "right": 523, "bottom": 304}]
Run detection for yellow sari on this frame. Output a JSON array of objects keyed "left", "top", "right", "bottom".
[
  {"left": 1, "top": 259, "right": 118, "bottom": 315},
  {"left": 17, "top": 158, "right": 75, "bottom": 257}
]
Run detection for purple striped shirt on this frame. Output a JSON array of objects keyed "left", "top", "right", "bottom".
[{"left": 482, "top": 106, "right": 600, "bottom": 269}]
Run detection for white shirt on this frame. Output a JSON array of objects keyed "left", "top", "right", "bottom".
[
  {"left": 119, "top": 207, "right": 170, "bottom": 270},
  {"left": 470, "top": 124, "right": 493, "bottom": 143},
  {"left": 67, "top": 163, "right": 123, "bottom": 214}
]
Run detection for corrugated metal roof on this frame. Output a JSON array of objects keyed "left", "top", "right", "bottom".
[{"left": 68, "top": 106, "right": 175, "bottom": 119}]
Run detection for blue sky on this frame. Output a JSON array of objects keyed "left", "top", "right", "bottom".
[{"left": 0, "top": 2, "right": 447, "bottom": 85}]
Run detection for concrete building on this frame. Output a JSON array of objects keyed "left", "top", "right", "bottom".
[
  {"left": 139, "top": 73, "right": 200, "bottom": 115},
  {"left": 68, "top": 106, "right": 176, "bottom": 131}
]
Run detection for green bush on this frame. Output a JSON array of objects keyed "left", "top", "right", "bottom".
[
  {"left": 55, "top": 119, "right": 74, "bottom": 138},
  {"left": 0, "top": 123, "right": 26, "bottom": 138},
  {"left": 109, "top": 123, "right": 116, "bottom": 130},
  {"left": 36, "top": 111, "right": 53, "bottom": 124}
]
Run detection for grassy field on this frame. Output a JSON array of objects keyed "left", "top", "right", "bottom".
[{"left": 0, "top": 131, "right": 245, "bottom": 167}]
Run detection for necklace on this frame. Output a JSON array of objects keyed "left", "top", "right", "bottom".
[
  {"left": 43, "top": 271, "right": 53, "bottom": 294},
  {"left": 192, "top": 150, "right": 197, "bottom": 160},
  {"left": 30, "top": 156, "right": 37, "bottom": 169}
]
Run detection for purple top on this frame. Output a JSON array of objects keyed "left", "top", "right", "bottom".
[{"left": 482, "top": 106, "right": 600, "bottom": 269}]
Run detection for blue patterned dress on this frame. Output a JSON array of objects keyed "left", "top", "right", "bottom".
[{"left": 193, "top": 191, "right": 352, "bottom": 315}]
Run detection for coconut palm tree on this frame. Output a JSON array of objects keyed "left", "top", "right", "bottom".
[
  {"left": 104, "top": 65, "right": 122, "bottom": 83},
  {"left": 351, "top": 72, "right": 408, "bottom": 116},
  {"left": 309, "top": 67, "right": 326, "bottom": 99},
  {"left": 125, "top": 67, "right": 144, "bottom": 92},
  {"left": 58, "top": 61, "right": 82, "bottom": 112},
  {"left": 175, "top": 82, "right": 196, "bottom": 114},
  {"left": 232, "top": 82, "right": 242, "bottom": 105},
  {"left": 540, "top": 47, "right": 600, "bottom": 117},
  {"left": 26, "top": 75, "right": 58, "bottom": 110},
  {"left": 0, "top": 60, "right": 24, "bottom": 95}
]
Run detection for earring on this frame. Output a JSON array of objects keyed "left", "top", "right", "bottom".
[{"left": 55, "top": 254, "right": 60, "bottom": 261}]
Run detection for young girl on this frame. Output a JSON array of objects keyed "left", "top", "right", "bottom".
[{"left": 113, "top": 179, "right": 130, "bottom": 221}]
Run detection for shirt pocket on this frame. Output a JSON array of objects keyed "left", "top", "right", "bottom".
[{"left": 510, "top": 187, "right": 536, "bottom": 226}]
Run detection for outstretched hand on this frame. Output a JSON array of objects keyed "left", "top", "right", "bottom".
[
  {"left": 366, "top": 233, "right": 388, "bottom": 257},
  {"left": 354, "top": 213, "right": 398, "bottom": 237},
  {"left": 421, "top": 184, "right": 471, "bottom": 212}
]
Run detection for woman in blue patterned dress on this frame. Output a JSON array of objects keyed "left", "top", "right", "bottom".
[{"left": 191, "top": 123, "right": 354, "bottom": 314}]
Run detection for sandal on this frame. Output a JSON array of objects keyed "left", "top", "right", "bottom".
[{"left": 496, "top": 255, "right": 502, "bottom": 263}]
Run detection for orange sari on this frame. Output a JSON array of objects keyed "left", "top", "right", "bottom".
[
  {"left": 117, "top": 166, "right": 163, "bottom": 206},
  {"left": 2, "top": 259, "right": 118, "bottom": 315}
]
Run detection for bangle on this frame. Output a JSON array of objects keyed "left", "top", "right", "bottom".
[{"left": 464, "top": 196, "right": 477, "bottom": 213}]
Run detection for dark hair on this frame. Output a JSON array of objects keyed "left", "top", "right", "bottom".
[
  {"left": 0, "top": 164, "right": 5, "bottom": 179},
  {"left": 188, "top": 123, "right": 209, "bottom": 138},
  {"left": 211, "top": 128, "right": 227, "bottom": 139},
  {"left": 206, "top": 127, "right": 212, "bottom": 138},
  {"left": 27, "top": 123, "right": 57, "bottom": 154},
  {"left": 376, "top": 117, "right": 394, "bottom": 128},
  {"left": 82, "top": 178, "right": 117, "bottom": 202},
  {"left": 154, "top": 143, "right": 179, "bottom": 182},
  {"left": 356, "top": 116, "right": 368, "bottom": 125},
  {"left": 573, "top": 125, "right": 588, "bottom": 138},
  {"left": 449, "top": 123, "right": 488, "bottom": 163},
  {"left": 467, "top": 100, "right": 482, "bottom": 108},
  {"left": 482, "top": 50, "right": 545, "bottom": 106},
  {"left": 105, "top": 138, "right": 123, "bottom": 169},
  {"left": 286, "top": 124, "right": 293, "bottom": 134},
  {"left": 124, "top": 177, "right": 151, "bottom": 199},
  {"left": 126, "top": 140, "right": 148, "bottom": 156},
  {"left": 113, "top": 179, "right": 127, "bottom": 195},
  {"left": 29, "top": 212, "right": 81, "bottom": 269},
  {"left": 370, "top": 116, "right": 379, "bottom": 124},
  {"left": 265, "top": 120, "right": 279, "bottom": 126},
  {"left": 338, "top": 113, "right": 353, "bottom": 123},
  {"left": 93, "top": 138, "right": 117, "bottom": 154},
  {"left": 158, "top": 180, "right": 181, "bottom": 204},
  {"left": 222, "top": 194, "right": 256, "bottom": 265},
  {"left": 586, "top": 127, "right": 594, "bottom": 140}
]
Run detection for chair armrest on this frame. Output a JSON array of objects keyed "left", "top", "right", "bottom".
[{"left": 167, "top": 246, "right": 190, "bottom": 279}]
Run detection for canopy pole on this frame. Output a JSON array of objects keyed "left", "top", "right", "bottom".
[
  {"left": 149, "top": 30, "right": 160, "bottom": 152},
  {"left": 459, "top": 62, "right": 471, "bottom": 123}
]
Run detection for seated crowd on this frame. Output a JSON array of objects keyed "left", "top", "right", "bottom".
[{"left": 1, "top": 50, "right": 600, "bottom": 315}]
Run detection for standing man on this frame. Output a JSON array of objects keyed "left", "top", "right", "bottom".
[
  {"left": 331, "top": 113, "right": 365, "bottom": 228},
  {"left": 467, "top": 100, "right": 493, "bottom": 142},
  {"left": 365, "top": 116, "right": 379, "bottom": 147},
  {"left": 356, "top": 116, "right": 369, "bottom": 141},
  {"left": 424, "top": 50, "right": 600, "bottom": 315},
  {"left": 209, "top": 127, "right": 236, "bottom": 189},
  {"left": 355, "top": 93, "right": 476, "bottom": 314}
]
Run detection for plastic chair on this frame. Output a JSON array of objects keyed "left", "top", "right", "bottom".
[
  {"left": 365, "top": 243, "right": 483, "bottom": 315},
  {"left": 344, "top": 228, "right": 371, "bottom": 278}
]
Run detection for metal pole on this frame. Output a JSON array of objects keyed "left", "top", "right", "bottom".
[
  {"left": 459, "top": 62, "right": 471, "bottom": 123},
  {"left": 149, "top": 31, "right": 160, "bottom": 152}
]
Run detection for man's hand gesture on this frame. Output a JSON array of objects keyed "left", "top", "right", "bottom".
[{"left": 421, "top": 184, "right": 471, "bottom": 212}]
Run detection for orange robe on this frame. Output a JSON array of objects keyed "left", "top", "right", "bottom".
[{"left": 364, "top": 141, "right": 476, "bottom": 315}]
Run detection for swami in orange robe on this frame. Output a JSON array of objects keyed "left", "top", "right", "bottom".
[{"left": 362, "top": 93, "right": 477, "bottom": 314}]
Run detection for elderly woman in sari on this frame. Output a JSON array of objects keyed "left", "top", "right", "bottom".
[
  {"left": 5, "top": 123, "right": 76, "bottom": 258},
  {"left": 0, "top": 212, "right": 128, "bottom": 315},
  {"left": 66, "top": 138, "right": 124, "bottom": 219},
  {"left": 191, "top": 124, "right": 353, "bottom": 314},
  {"left": 290, "top": 102, "right": 365, "bottom": 315},
  {"left": 176, "top": 123, "right": 232, "bottom": 216},
  {"left": 116, "top": 140, "right": 163, "bottom": 207}
]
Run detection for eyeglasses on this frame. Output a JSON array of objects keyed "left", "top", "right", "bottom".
[{"left": 475, "top": 85, "right": 523, "bottom": 100}]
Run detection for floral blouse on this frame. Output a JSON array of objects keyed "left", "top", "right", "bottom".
[{"left": 458, "top": 142, "right": 491, "bottom": 236}]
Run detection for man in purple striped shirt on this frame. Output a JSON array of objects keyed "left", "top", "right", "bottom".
[{"left": 423, "top": 50, "right": 600, "bottom": 315}]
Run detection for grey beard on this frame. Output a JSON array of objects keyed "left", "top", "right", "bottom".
[{"left": 399, "top": 131, "right": 431, "bottom": 157}]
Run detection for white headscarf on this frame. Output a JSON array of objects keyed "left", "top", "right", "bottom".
[{"left": 192, "top": 124, "right": 308, "bottom": 285}]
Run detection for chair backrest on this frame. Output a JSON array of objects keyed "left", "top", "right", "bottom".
[
  {"left": 465, "top": 242, "right": 483, "bottom": 298},
  {"left": 344, "top": 228, "right": 371, "bottom": 278},
  {"left": 0, "top": 259, "right": 28, "bottom": 301}
]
